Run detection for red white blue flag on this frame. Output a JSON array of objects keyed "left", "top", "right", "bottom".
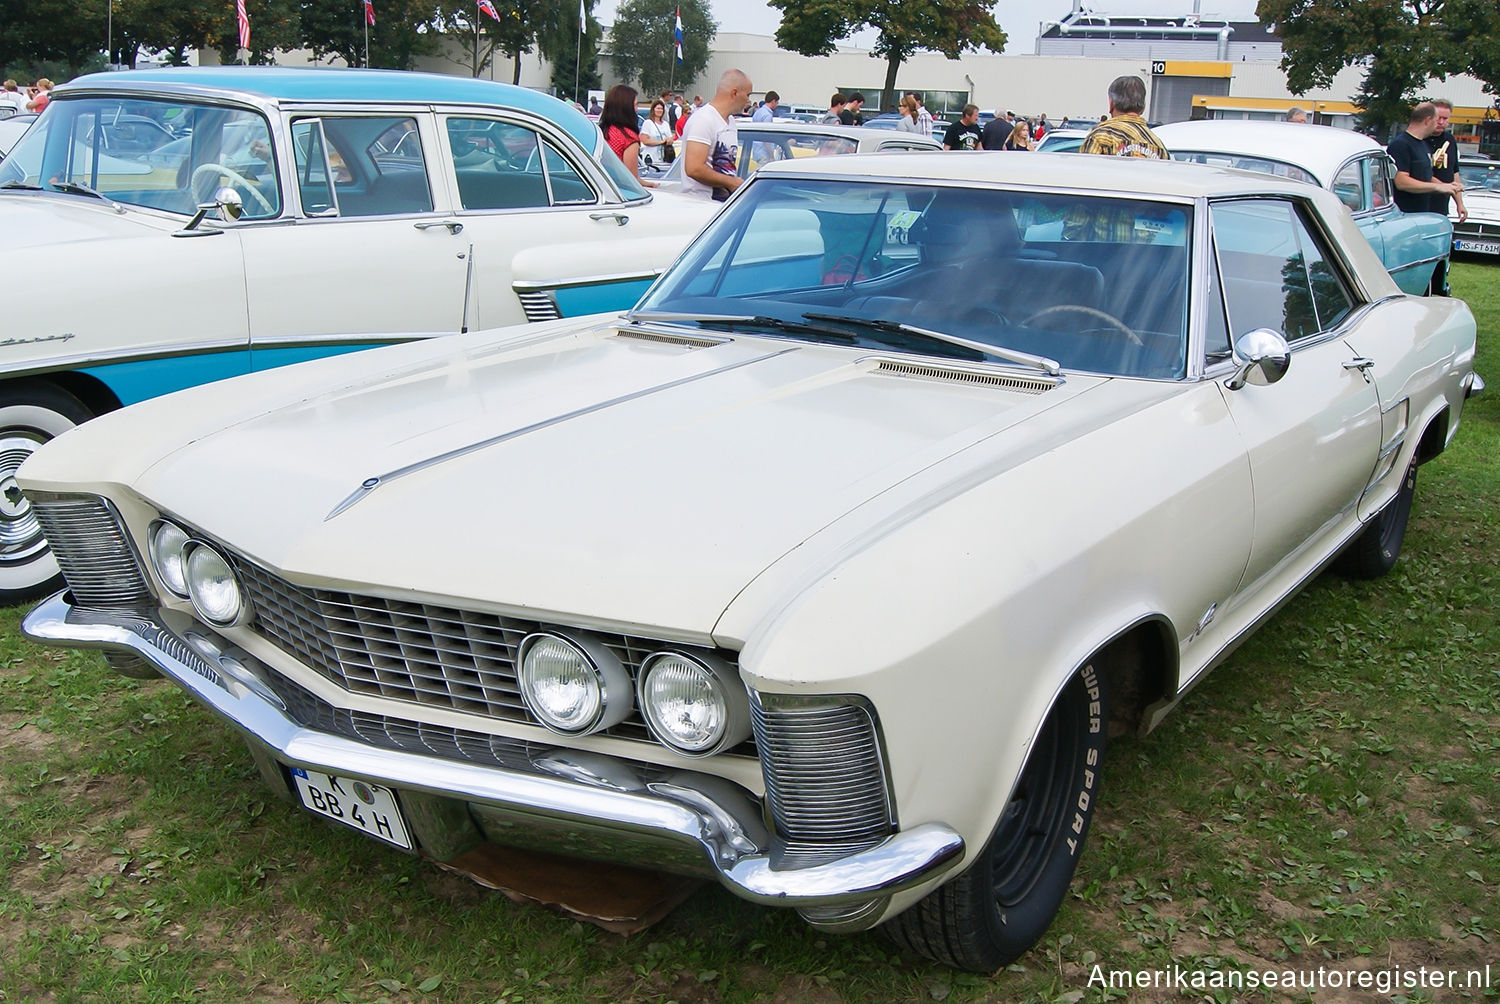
[
  {"left": 364, "top": 0, "right": 375, "bottom": 25},
  {"left": 236, "top": 0, "right": 251, "bottom": 49},
  {"left": 674, "top": 6, "right": 683, "bottom": 63},
  {"left": 478, "top": 0, "right": 501, "bottom": 20}
]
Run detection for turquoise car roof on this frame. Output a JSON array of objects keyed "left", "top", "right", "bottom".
[{"left": 59, "top": 67, "right": 599, "bottom": 151}]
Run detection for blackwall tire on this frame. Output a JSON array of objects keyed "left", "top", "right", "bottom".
[{"left": 1335, "top": 458, "right": 1416, "bottom": 580}]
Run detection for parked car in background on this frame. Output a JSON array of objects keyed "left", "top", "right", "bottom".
[
  {"left": 1035, "top": 127, "right": 1089, "bottom": 153},
  {"left": 0, "top": 112, "right": 36, "bottom": 158},
  {"left": 1157, "top": 120, "right": 1452, "bottom": 295},
  {"left": 1451, "top": 153, "right": 1500, "bottom": 256},
  {"left": 0, "top": 67, "right": 714, "bottom": 602},
  {"left": 652, "top": 119, "right": 938, "bottom": 192},
  {"left": 21, "top": 152, "right": 1478, "bottom": 972}
]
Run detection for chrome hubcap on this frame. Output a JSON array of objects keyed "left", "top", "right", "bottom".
[{"left": 0, "top": 433, "right": 48, "bottom": 564}]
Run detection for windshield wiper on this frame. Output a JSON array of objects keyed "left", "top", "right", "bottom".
[
  {"left": 0, "top": 180, "right": 42, "bottom": 190},
  {"left": 49, "top": 181, "right": 111, "bottom": 201},
  {"left": 625, "top": 310, "right": 858, "bottom": 342},
  {"left": 801, "top": 312, "right": 1061, "bottom": 376}
]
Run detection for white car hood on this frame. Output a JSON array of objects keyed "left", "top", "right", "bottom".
[
  {"left": 1457, "top": 189, "right": 1500, "bottom": 223},
  {"left": 107, "top": 324, "right": 1107, "bottom": 635},
  {"left": 0, "top": 192, "right": 171, "bottom": 250}
]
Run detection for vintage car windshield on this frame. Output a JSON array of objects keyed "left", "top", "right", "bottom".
[
  {"left": 636, "top": 177, "right": 1193, "bottom": 379},
  {"left": 1170, "top": 150, "right": 1319, "bottom": 187},
  {"left": 0, "top": 96, "right": 281, "bottom": 218}
]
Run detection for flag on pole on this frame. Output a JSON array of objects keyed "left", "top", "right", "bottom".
[
  {"left": 236, "top": 0, "right": 251, "bottom": 49},
  {"left": 579, "top": 0, "right": 586, "bottom": 31},
  {"left": 477, "top": 0, "right": 501, "bottom": 20},
  {"left": 674, "top": 6, "right": 683, "bottom": 63},
  {"left": 364, "top": 0, "right": 375, "bottom": 25}
]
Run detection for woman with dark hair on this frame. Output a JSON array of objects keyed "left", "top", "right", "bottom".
[{"left": 599, "top": 84, "right": 645, "bottom": 180}]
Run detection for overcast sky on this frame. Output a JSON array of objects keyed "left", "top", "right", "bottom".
[{"left": 593, "top": 0, "right": 1262, "bottom": 53}]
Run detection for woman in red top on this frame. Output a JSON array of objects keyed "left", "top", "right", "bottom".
[{"left": 599, "top": 84, "right": 646, "bottom": 182}]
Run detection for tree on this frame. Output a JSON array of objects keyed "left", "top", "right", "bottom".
[
  {"left": 1, "top": 0, "right": 109, "bottom": 76},
  {"left": 767, "top": 0, "right": 1005, "bottom": 113},
  {"left": 300, "top": 0, "right": 442, "bottom": 68},
  {"left": 537, "top": 0, "right": 602, "bottom": 103},
  {"left": 609, "top": 0, "right": 714, "bottom": 96}
]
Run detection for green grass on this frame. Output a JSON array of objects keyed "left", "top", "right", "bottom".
[{"left": 2, "top": 263, "right": 1498, "bottom": 1002}]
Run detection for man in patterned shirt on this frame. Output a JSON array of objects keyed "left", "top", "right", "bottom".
[{"left": 1078, "top": 76, "right": 1168, "bottom": 159}]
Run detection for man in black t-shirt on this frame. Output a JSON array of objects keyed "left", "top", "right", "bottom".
[
  {"left": 839, "top": 93, "right": 864, "bottom": 126},
  {"left": 943, "top": 105, "right": 983, "bottom": 151},
  {"left": 1426, "top": 98, "right": 1467, "bottom": 220},
  {"left": 1388, "top": 102, "right": 1456, "bottom": 216}
]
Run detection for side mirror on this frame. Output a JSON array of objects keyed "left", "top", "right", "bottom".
[
  {"left": 1224, "top": 328, "right": 1291, "bottom": 390},
  {"left": 176, "top": 187, "right": 244, "bottom": 236}
]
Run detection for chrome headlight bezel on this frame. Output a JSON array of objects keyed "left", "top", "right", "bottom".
[
  {"left": 637, "top": 650, "right": 750, "bottom": 757},
  {"left": 147, "top": 519, "right": 192, "bottom": 598},
  {"left": 517, "top": 631, "right": 633, "bottom": 736},
  {"left": 183, "top": 541, "right": 245, "bottom": 627}
]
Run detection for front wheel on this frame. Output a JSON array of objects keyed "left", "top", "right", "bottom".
[
  {"left": 883, "top": 662, "right": 1107, "bottom": 972},
  {"left": 0, "top": 384, "right": 95, "bottom": 604},
  {"left": 1335, "top": 458, "right": 1416, "bottom": 580}
]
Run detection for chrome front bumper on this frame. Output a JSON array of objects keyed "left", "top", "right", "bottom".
[{"left": 23, "top": 591, "right": 965, "bottom": 909}]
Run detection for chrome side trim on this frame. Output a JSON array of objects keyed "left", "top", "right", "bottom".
[
  {"left": 512, "top": 270, "right": 664, "bottom": 292},
  {"left": 1387, "top": 252, "right": 1450, "bottom": 273},
  {"left": 23, "top": 592, "right": 964, "bottom": 908},
  {"left": 326, "top": 345, "right": 798, "bottom": 520}
]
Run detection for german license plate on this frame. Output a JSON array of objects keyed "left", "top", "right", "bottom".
[
  {"left": 1454, "top": 237, "right": 1500, "bottom": 254},
  {"left": 290, "top": 767, "right": 413, "bottom": 849}
]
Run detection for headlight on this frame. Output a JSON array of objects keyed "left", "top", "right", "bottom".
[
  {"left": 184, "top": 543, "right": 243, "bottom": 626},
  {"left": 638, "top": 651, "right": 750, "bottom": 756},
  {"left": 148, "top": 521, "right": 191, "bottom": 597},
  {"left": 517, "top": 632, "right": 631, "bottom": 735}
]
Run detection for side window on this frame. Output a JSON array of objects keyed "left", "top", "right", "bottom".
[
  {"left": 1331, "top": 160, "right": 1365, "bottom": 212},
  {"left": 294, "top": 115, "right": 432, "bottom": 218},
  {"left": 1211, "top": 198, "right": 1354, "bottom": 341},
  {"left": 446, "top": 118, "right": 596, "bottom": 209},
  {"left": 1370, "top": 156, "right": 1393, "bottom": 209}
]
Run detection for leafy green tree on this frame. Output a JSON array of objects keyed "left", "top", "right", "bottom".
[
  {"left": 767, "top": 0, "right": 1005, "bottom": 112},
  {"left": 300, "top": 0, "right": 442, "bottom": 68},
  {"left": 609, "top": 0, "right": 714, "bottom": 96},
  {"left": 538, "top": 0, "right": 602, "bottom": 103},
  {"left": 0, "top": 0, "right": 108, "bottom": 76}
]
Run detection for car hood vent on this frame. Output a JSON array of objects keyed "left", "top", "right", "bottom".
[
  {"left": 614, "top": 327, "right": 726, "bottom": 349},
  {"left": 873, "top": 359, "right": 1057, "bottom": 394}
]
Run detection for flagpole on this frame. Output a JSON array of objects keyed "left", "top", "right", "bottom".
[
  {"left": 364, "top": 19, "right": 369, "bottom": 67},
  {"left": 473, "top": 1, "right": 480, "bottom": 77},
  {"left": 574, "top": 0, "right": 583, "bottom": 103},
  {"left": 107, "top": 0, "right": 113, "bottom": 69}
]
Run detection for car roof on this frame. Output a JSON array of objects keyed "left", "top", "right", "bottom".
[
  {"left": 754, "top": 147, "right": 1333, "bottom": 201},
  {"left": 56, "top": 67, "right": 598, "bottom": 151},
  {"left": 738, "top": 119, "right": 936, "bottom": 142},
  {"left": 1155, "top": 120, "right": 1384, "bottom": 180}
]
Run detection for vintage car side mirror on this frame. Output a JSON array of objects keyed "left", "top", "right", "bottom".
[
  {"left": 1224, "top": 328, "right": 1291, "bottom": 390},
  {"left": 175, "top": 187, "right": 243, "bottom": 237}
]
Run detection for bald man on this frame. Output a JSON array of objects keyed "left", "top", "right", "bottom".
[{"left": 682, "top": 68, "right": 753, "bottom": 202}]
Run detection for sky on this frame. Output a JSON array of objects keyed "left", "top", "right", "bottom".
[{"left": 592, "top": 0, "right": 1262, "bottom": 54}]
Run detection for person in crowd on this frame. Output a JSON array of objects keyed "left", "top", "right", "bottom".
[
  {"left": 943, "top": 105, "right": 983, "bottom": 151},
  {"left": 1077, "top": 76, "right": 1167, "bottom": 159},
  {"left": 692, "top": 95, "right": 703, "bottom": 111},
  {"left": 896, "top": 94, "right": 923, "bottom": 132},
  {"left": 909, "top": 93, "right": 934, "bottom": 139},
  {"left": 1389, "top": 101, "right": 1457, "bottom": 217},
  {"left": 587, "top": 96, "right": 602, "bottom": 116},
  {"left": 1002, "top": 121, "right": 1034, "bottom": 151},
  {"left": 1286, "top": 106, "right": 1308, "bottom": 123},
  {"left": 26, "top": 78, "right": 52, "bottom": 113},
  {"left": 599, "top": 84, "right": 650, "bottom": 183},
  {"left": 1, "top": 80, "right": 27, "bottom": 113},
  {"left": 980, "top": 108, "right": 1012, "bottom": 150},
  {"left": 682, "top": 68, "right": 752, "bottom": 202},
  {"left": 822, "top": 92, "right": 847, "bottom": 125},
  {"left": 1033, "top": 113, "right": 1050, "bottom": 140},
  {"left": 640, "top": 98, "right": 675, "bottom": 167},
  {"left": 752, "top": 90, "right": 779, "bottom": 122},
  {"left": 839, "top": 92, "right": 865, "bottom": 126},
  {"left": 1424, "top": 98, "right": 1465, "bottom": 295}
]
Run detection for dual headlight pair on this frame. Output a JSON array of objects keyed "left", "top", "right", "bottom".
[
  {"left": 148, "top": 521, "right": 244, "bottom": 626},
  {"left": 519, "top": 633, "right": 750, "bottom": 757}
]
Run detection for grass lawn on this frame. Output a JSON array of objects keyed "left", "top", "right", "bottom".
[{"left": 1, "top": 263, "right": 1496, "bottom": 1003}]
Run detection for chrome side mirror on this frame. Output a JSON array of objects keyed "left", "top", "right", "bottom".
[
  {"left": 176, "top": 187, "right": 244, "bottom": 236},
  {"left": 1224, "top": 328, "right": 1291, "bottom": 390}
]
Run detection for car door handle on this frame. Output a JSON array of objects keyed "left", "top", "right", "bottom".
[
  {"left": 414, "top": 219, "right": 464, "bottom": 234},
  {"left": 590, "top": 212, "right": 629, "bottom": 226},
  {"left": 1344, "top": 357, "right": 1375, "bottom": 382}
]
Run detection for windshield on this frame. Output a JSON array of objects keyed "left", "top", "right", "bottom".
[
  {"left": 635, "top": 177, "right": 1192, "bottom": 379},
  {"left": 0, "top": 95, "right": 280, "bottom": 218},
  {"left": 1459, "top": 160, "right": 1500, "bottom": 192}
]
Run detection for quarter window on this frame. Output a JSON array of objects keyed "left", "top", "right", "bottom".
[
  {"left": 1331, "top": 160, "right": 1365, "bottom": 212},
  {"left": 1211, "top": 199, "right": 1355, "bottom": 341}
]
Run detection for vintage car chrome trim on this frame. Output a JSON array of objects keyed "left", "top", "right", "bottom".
[
  {"left": 512, "top": 270, "right": 664, "bottom": 291},
  {"left": 325, "top": 345, "right": 798, "bottom": 520},
  {"left": 22, "top": 591, "right": 965, "bottom": 906},
  {"left": 1386, "top": 252, "right": 1450, "bottom": 273}
]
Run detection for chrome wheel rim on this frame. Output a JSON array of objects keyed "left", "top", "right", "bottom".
[{"left": 0, "top": 431, "right": 48, "bottom": 566}]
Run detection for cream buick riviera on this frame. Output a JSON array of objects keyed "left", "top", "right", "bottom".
[
  {"left": 0, "top": 67, "right": 713, "bottom": 602},
  {"left": 19, "top": 154, "right": 1480, "bottom": 971}
]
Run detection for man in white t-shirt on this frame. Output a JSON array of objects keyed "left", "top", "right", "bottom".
[
  {"left": 681, "top": 68, "right": 752, "bottom": 202},
  {"left": 0, "top": 80, "right": 28, "bottom": 114}
]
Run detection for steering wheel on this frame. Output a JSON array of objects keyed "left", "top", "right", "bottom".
[
  {"left": 189, "top": 162, "right": 274, "bottom": 213},
  {"left": 1021, "top": 304, "right": 1143, "bottom": 347}
]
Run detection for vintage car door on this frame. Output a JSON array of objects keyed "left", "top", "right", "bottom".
[
  {"left": 1209, "top": 196, "right": 1383, "bottom": 592},
  {"left": 238, "top": 111, "right": 471, "bottom": 362}
]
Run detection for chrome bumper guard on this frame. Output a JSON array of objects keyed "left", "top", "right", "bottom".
[{"left": 23, "top": 591, "right": 964, "bottom": 907}]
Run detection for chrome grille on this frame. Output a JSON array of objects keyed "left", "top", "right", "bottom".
[
  {"left": 516, "top": 289, "right": 561, "bottom": 322},
  {"left": 752, "top": 698, "right": 893, "bottom": 865},
  {"left": 31, "top": 496, "right": 150, "bottom": 607},
  {"left": 231, "top": 555, "right": 750, "bottom": 752}
]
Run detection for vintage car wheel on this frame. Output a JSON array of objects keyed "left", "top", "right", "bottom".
[
  {"left": 0, "top": 384, "right": 94, "bottom": 603},
  {"left": 1335, "top": 458, "right": 1416, "bottom": 580},
  {"left": 1022, "top": 304, "right": 1144, "bottom": 346},
  {"left": 883, "top": 662, "right": 1107, "bottom": 972}
]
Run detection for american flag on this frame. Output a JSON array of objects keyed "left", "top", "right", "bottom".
[
  {"left": 674, "top": 6, "right": 683, "bottom": 63},
  {"left": 364, "top": 0, "right": 375, "bottom": 25},
  {"left": 477, "top": 0, "right": 501, "bottom": 20},
  {"left": 236, "top": 0, "right": 250, "bottom": 49}
]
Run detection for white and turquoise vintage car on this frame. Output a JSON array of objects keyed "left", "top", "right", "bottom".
[
  {"left": 0, "top": 67, "right": 714, "bottom": 601},
  {"left": 1157, "top": 120, "right": 1453, "bottom": 295},
  {"left": 19, "top": 153, "right": 1480, "bottom": 971}
]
